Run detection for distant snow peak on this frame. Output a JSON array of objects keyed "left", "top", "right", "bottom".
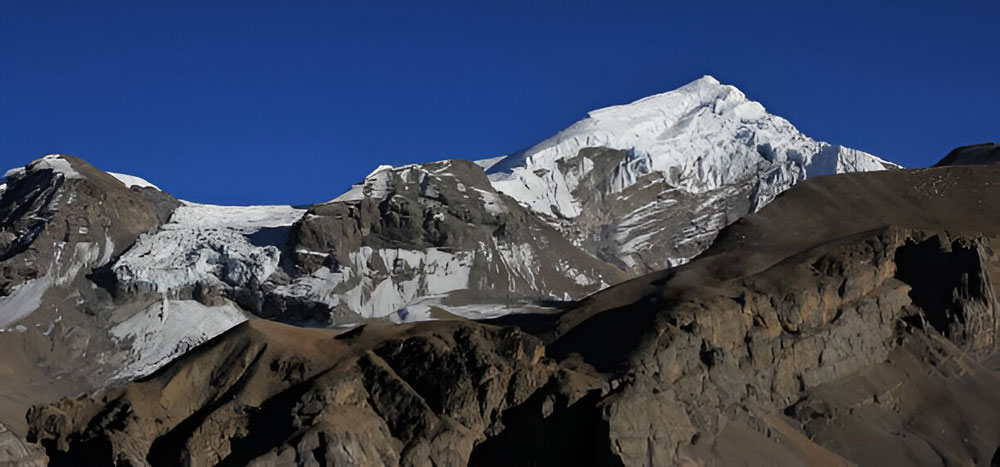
[{"left": 486, "top": 75, "right": 897, "bottom": 219}]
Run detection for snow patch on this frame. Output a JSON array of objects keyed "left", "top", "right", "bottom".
[
  {"left": 2, "top": 167, "right": 24, "bottom": 181},
  {"left": 108, "top": 172, "right": 160, "bottom": 190},
  {"left": 109, "top": 299, "right": 248, "bottom": 381},
  {"left": 29, "top": 155, "right": 84, "bottom": 180},
  {"left": 0, "top": 276, "right": 53, "bottom": 328},
  {"left": 330, "top": 165, "right": 398, "bottom": 203},
  {"left": 474, "top": 155, "right": 506, "bottom": 171},
  {"left": 386, "top": 296, "right": 549, "bottom": 323}
]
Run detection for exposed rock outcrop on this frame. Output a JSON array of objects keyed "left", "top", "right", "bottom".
[{"left": 0, "top": 155, "right": 161, "bottom": 306}]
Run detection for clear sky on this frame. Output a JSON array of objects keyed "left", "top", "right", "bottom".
[{"left": 1, "top": 0, "right": 997, "bottom": 205}]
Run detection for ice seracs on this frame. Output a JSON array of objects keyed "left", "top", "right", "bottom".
[{"left": 113, "top": 202, "right": 306, "bottom": 295}]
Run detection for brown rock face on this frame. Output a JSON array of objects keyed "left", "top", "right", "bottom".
[
  {"left": 552, "top": 228, "right": 1000, "bottom": 466},
  {"left": 23, "top": 164, "right": 1000, "bottom": 465}
]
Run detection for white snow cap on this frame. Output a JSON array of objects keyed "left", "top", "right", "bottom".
[
  {"left": 8, "top": 155, "right": 159, "bottom": 190},
  {"left": 109, "top": 172, "right": 160, "bottom": 190},
  {"left": 3, "top": 167, "right": 25, "bottom": 182},
  {"left": 2, "top": 155, "right": 82, "bottom": 191},
  {"left": 28, "top": 154, "right": 85, "bottom": 179},
  {"left": 328, "top": 163, "right": 401, "bottom": 203},
  {"left": 486, "top": 75, "right": 898, "bottom": 218}
]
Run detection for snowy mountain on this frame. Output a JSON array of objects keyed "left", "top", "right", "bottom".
[
  {"left": 485, "top": 75, "right": 899, "bottom": 270},
  {"left": 0, "top": 77, "right": 902, "bottom": 335},
  {"left": 0, "top": 76, "right": 901, "bottom": 391}
]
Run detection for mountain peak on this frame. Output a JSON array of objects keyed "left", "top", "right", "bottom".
[
  {"left": 487, "top": 75, "right": 894, "bottom": 221},
  {"left": 587, "top": 74, "right": 746, "bottom": 122},
  {"left": 695, "top": 74, "right": 720, "bottom": 85}
]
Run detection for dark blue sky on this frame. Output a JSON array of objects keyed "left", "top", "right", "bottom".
[{"left": 1, "top": 1, "right": 997, "bottom": 205}]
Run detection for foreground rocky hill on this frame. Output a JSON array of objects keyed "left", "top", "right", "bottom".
[{"left": 26, "top": 154, "right": 1000, "bottom": 465}]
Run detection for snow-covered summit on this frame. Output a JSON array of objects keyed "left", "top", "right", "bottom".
[
  {"left": 4, "top": 154, "right": 162, "bottom": 192},
  {"left": 3, "top": 154, "right": 85, "bottom": 186},
  {"left": 487, "top": 75, "right": 898, "bottom": 218}
]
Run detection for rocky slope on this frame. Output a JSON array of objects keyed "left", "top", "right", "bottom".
[
  {"left": 485, "top": 75, "right": 899, "bottom": 271},
  {"left": 26, "top": 157, "right": 1000, "bottom": 465}
]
